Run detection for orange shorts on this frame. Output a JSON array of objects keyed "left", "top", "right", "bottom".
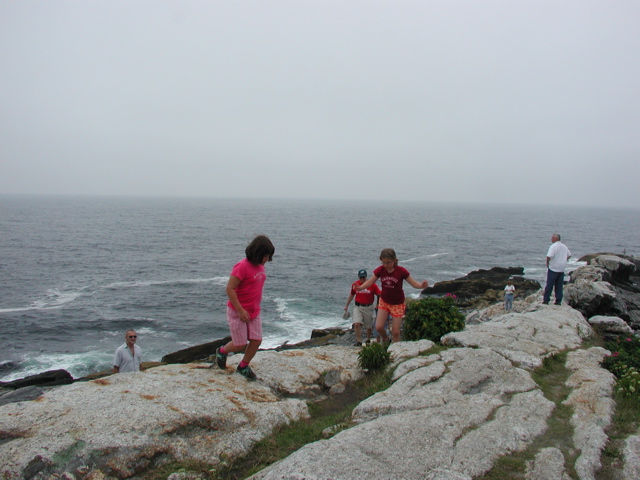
[{"left": 378, "top": 298, "right": 406, "bottom": 318}]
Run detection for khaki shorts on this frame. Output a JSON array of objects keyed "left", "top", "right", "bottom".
[{"left": 352, "top": 304, "right": 375, "bottom": 329}]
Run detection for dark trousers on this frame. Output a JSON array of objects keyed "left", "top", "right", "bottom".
[{"left": 543, "top": 269, "right": 565, "bottom": 305}]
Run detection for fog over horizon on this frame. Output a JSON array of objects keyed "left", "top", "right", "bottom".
[{"left": 1, "top": 1, "right": 639, "bottom": 209}]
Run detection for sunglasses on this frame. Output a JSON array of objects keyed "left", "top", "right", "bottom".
[{"left": 128, "top": 335, "right": 137, "bottom": 338}]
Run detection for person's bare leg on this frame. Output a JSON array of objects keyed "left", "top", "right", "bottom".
[
  {"left": 241, "top": 339, "right": 261, "bottom": 364},
  {"left": 375, "top": 309, "right": 389, "bottom": 342},
  {"left": 391, "top": 316, "right": 403, "bottom": 343}
]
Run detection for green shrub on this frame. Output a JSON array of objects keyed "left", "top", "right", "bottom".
[
  {"left": 358, "top": 342, "right": 391, "bottom": 372},
  {"left": 617, "top": 366, "right": 640, "bottom": 397},
  {"left": 402, "top": 295, "right": 465, "bottom": 342},
  {"left": 602, "top": 335, "right": 640, "bottom": 396},
  {"left": 603, "top": 336, "right": 640, "bottom": 376}
]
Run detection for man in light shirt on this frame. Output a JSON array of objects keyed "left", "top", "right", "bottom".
[
  {"left": 113, "top": 329, "right": 142, "bottom": 373},
  {"left": 543, "top": 233, "right": 572, "bottom": 305}
]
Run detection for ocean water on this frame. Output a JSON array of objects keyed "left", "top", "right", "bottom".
[{"left": 1, "top": 195, "right": 639, "bottom": 382}]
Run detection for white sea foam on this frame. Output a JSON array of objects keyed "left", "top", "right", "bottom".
[
  {"left": 0, "top": 289, "right": 84, "bottom": 314},
  {"left": 403, "top": 253, "right": 449, "bottom": 263},
  {"left": 0, "top": 350, "right": 113, "bottom": 383},
  {"left": 0, "top": 306, "right": 34, "bottom": 314},
  {"left": 262, "top": 313, "right": 346, "bottom": 349},
  {"left": 523, "top": 267, "right": 546, "bottom": 281},
  {"left": 273, "top": 297, "right": 308, "bottom": 321},
  {"left": 264, "top": 297, "right": 346, "bottom": 349},
  {"left": 37, "top": 289, "right": 85, "bottom": 307}
]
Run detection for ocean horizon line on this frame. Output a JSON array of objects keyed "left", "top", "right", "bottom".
[{"left": 2, "top": 192, "right": 639, "bottom": 212}]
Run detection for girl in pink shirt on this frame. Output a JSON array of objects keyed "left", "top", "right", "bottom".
[
  {"left": 357, "top": 248, "right": 428, "bottom": 344},
  {"left": 215, "top": 235, "right": 275, "bottom": 380}
]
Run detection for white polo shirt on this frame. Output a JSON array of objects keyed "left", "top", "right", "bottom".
[{"left": 547, "top": 241, "right": 571, "bottom": 272}]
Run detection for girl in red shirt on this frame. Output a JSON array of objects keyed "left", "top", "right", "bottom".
[{"left": 357, "top": 248, "right": 428, "bottom": 344}]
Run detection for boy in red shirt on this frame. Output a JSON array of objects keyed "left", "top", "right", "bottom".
[{"left": 344, "top": 269, "right": 381, "bottom": 346}]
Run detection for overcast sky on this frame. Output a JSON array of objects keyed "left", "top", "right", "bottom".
[{"left": 1, "top": 1, "right": 639, "bottom": 208}]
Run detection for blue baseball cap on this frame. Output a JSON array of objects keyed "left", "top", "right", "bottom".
[{"left": 358, "top": 269, "right": 367, "bottom": 277}]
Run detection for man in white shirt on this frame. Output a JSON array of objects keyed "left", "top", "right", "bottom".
[
  {"left": 543, "top": 233, "right": 572, "bottom": 305},
  {"left": 113, "top": 329, "right": 142, "bottom": 373}
]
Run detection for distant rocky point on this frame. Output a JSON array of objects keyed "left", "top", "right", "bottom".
[{"left": 421, "top": 266, "right": 541, "bottom": 310}]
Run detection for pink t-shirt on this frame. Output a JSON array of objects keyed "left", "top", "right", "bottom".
[
  {"left": 226, "top": 258, "right": 266, "bottom": 319},
  {"left": 374, "top": 265, "right": 410, "bottom": 305}
]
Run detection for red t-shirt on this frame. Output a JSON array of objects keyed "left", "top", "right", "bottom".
[
  {"left": 226, "top": 258, "right": 266, "bottom": 319},
  {"left": 374, "top": 265, "right": 410, "bottom": 305},
  {"left": 350, "top": 281, "right": 381, "bottom": 305}
]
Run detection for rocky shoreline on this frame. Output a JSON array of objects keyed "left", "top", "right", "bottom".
[
  {"left": 0, "top": 265, "right": 541, "bottom": 395},
  {"left": 1, "top": 254, "right": 639, "bottom": 479}
]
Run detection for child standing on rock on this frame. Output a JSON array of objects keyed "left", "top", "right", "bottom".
[
  {"left": 504, "top": 279, "right": 515, "bottom": 310},
  {"left": 214, "top": 235, "right": 275, "bottom": 380},
  {"left": 357, "top": 248, "right": 428, "bottom": 344}
]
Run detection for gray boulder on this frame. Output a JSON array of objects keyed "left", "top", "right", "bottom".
[
  {"left": 0, "top": 386, "right": 44, "bottom": 406},
  {"left": 566, "top": 254, "right": 640, "bottom": 325},
  {"left": 615, "top": 288, "right": 640, "bottom": 330},
  {"left": 0, "top": 346, "right": 361, "bottom": 479},
  {"left": 0, "top": 369, "right": 74, "bottom": 389},
  {"left": 569, "top": 265, "right": 611, "bottom": 284},
  {"left": 388, "top": 338, "right": 435, "bottom": 368},
  {"left": 160, "top": 336, "right": 230, "bottom": 363},
  {"left": 565, "top": 276, "right": 640, "bottom": 326},
  {"left": 251, "top": 347, "right": 554, "bottom": 480},
  {"left": 441, "top": 306, "right": 592, "bottom": 369},
  {"left": 588, "top": 315, "right": 633, "bottom": 337},
  {"left": 590, "top": 255, "right": 636, "bottom": 283},
  {"left": 565, "top": 280, "right": 617, "bottom": 317}
]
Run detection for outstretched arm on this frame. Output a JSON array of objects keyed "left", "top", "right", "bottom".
[
  {"left": 406, "top": 275, "right": 428, "bottom": 289},
  {"left": 356, "top": 274, "right": 379, "bottom": 291}
]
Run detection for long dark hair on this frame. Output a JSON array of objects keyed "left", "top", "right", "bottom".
[{"left": 245, "top": 235, "right": 275, "bottom": 265}]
